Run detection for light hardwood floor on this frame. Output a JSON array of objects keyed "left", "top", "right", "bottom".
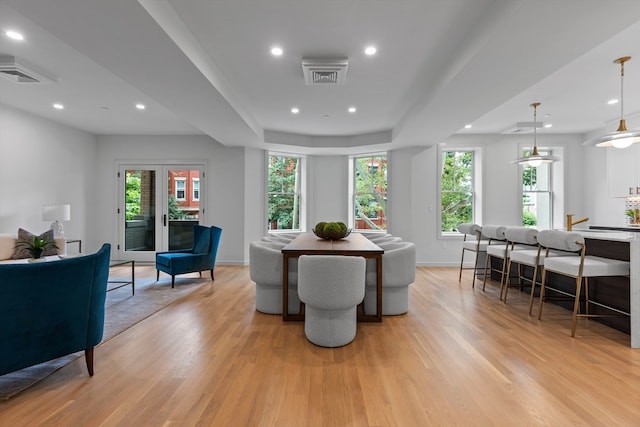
[{"left": 1, "top": 265, "right": 639, "bottom": 426}]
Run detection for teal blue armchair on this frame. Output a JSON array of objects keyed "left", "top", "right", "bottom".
[
  {"left": 0, "top": 243, "right": 111, "bottom": 377},
  {"left": 155, "top": 225, "right": 222, "bottom": 288}
]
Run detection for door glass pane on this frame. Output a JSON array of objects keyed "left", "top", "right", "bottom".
[
  {"left": 124, "top": 169, "right": 156, "bottom": 251},
  {"left": 168, "top": 169, "right": 200, "bottom": 250}
]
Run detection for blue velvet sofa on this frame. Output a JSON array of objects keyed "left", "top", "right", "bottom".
[
  {"left": 0, "top": 243, "right": 111, "bottom": 377},
  {"left": 156, "top": 225, "right": 222, "bottom": 288}
]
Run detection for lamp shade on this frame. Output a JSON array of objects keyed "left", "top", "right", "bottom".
[
  {"left": 42, "top": 204, "right": 71, "bottom": 222},
  {"left": 511, "top": 102, "right": 558, "bottom": 166},
  {"left": 583, "top": 56, "right": 640, "bottom": 149},
  {"left": 582, "top": 122, "right": 640, "bottom": 148}
]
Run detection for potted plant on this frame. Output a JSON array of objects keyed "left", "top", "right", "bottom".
[
  {"left": 626, "top": 208, "right": 640, "bottom": 225},
  {"left": 15, "top": 236, "right": 58, "bottom": 259}
]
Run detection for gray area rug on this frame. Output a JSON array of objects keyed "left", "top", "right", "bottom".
[{"left": 0, "top": 274, "right": 207, "bottom": 400}]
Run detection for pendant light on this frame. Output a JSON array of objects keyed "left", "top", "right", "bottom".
[
  {"left": 512, "top": 102, "right": 559, "bottom": 166},
  {"left": 583, "top": 56, "right": 640, "bottom": 149}
]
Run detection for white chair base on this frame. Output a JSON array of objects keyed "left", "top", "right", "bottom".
[
  {"left": 255, "top": 285, "right": 301, "bottom": 315},
  {"left": 364, "top": 286, "right": 408, "bottom": 315},
  {"left": 304, "top": 306, "right": 358, "bottom": 347}
]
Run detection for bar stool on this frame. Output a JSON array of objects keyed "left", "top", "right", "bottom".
[
  {"left": 536, "top": 230, "right": 630, "bottom": 337},
  {"left": 504, "top": 228, "right": 578, "bottom": 312},
  {"left": 457, "top": 223, "right": 486, "bottom": 286},
  {"left": 481, "top": 225, "right": 508, "bottom": 291},
  {"left": 500, "top": 227, "right": 539, "bottom": 304}
]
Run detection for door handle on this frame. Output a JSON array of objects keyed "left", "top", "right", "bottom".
[{"left": 163, "top": 214, "right": 167, "bottom": 227}]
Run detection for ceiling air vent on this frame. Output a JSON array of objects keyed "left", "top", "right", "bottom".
[
  {"left": 501, "top": 121, "right": 544, "bottom": 134},
  {"left": 302, "top": 57, "right": 348, "bottom": 85},
  {"left": 0, "top": 56, "right": 56, "bottom": 83}
]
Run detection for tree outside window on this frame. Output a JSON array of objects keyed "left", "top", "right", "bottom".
[
  {"left": 353, "top": 154, "right": 387, "bottom": 230},
  {"left": 522, "top": 150, "right": 552, "bottom": 228},
  {"left": 441, "top": 151, "right": 474, "bottom": 232},
  {"left": 125, "top": 171, "right": 141, "bottom": 220},
  {"left": 268, "top": 155, "right": 301, "bottom": 230}
]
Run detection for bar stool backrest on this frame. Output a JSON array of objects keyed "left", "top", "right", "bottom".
[
  {"left": 537, "top": 230, "right": 584, "bottom": 252},
  {"left": 481, "top": 225, "right": 507, "bottom": 241},
  {"left": 505, "top": 227, "right": 538, "bottom": 245},
  {"left": 457, "top": 223, "right": 481, "bottom": 239}
]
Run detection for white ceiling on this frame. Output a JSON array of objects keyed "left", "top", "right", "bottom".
[{"left": 2, "top": 0, "right": 640, "bottom": 154}]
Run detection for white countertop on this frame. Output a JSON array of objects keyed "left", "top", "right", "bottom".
[{"left": 568, "top": 229, "right": 636, "bottom": 242}]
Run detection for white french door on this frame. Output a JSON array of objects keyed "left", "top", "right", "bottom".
[{"left": 117, "top": 164, "right": 205, "bottom": 262}]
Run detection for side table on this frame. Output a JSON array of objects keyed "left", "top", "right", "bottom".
[
  {"left": 108, "top": 259, "right": 135, "bottom": 295},
  {"left": 67, "top": 239, "right": 82, "bottom": 253}
]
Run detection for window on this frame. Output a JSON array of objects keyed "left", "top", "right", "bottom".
[
  {"left": 522, "top": 150, "right": 552, "bottom": 229},
  {"left": 175, "top": 178, "right": 186, "bottom": 201},
  {"left": 268, "top": 154, "right": 302, "bottom": 230},
  {"left": 441, "top": 151, "right": 474, "bottom": 232},
  {"left": 352, "top": 154, "right": 387, "bottom": 231},
  {"left": 192, "top": 178, "right": 200, "bottom": 201}
]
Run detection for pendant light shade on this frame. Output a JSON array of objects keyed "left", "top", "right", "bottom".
[
  {"left": 583, "top": 56, "right": 640, "bottom": 149},
  {"left": 512, "top": 102, "right": 559, "bottom": 166}
]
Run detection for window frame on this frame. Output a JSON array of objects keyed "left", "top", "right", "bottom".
[
  {"left": 438, "top": 147, "right": 482, "bottom": 238},
  {"left": 192, "top": 178, "right": 200, "bottom": 201},
  {"left": 349, "top": 153, "right": 388, "bottom": 232},
  {"left": 174, "top": 177, "right": 186, "bottom": 201},
  {"left": 520, "top": 149, "right": 553, "bottom": 229},
  {"left": 267, "top": 152, "right": 305, "bottom": 232}
]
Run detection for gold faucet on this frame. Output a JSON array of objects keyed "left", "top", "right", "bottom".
[{"left": 566, "top": 214, "right": 589, "bottom": 231}]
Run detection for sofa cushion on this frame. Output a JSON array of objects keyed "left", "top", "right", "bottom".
[
  {"left": 13, "top": 228, "right": 58, "bottom": 259},
  {"left": 0, "top": 234, "right": 15, "bottom": 261}
]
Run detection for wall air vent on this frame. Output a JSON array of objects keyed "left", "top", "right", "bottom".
[
  {"left": 0, "top": 56, "right": 56, "bottom": 83},
  {"left": 501, "top": 121, "right": 544, "bottom": 134},
  {"left": 302, "top": 57, "right": 348, "bottom": 85}
]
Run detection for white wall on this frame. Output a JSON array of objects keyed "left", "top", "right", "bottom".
[
  {"left": 94, "top": 135, "right": 250, "bottom": 264},
  {"left": 307, "top": 155, "right": 349, "bottom": 227},
  {"left": 583, "top": 145, "right": 627, "bottom": 225},
  {"left": 284, "top": 132, "right": 592, "bottom": 266},
  {"left": 388, "top": 133, "right": 587, "bottom": 265},
  {"left": 3, "top": 104, "right": 619, "bottom": 267},
  {"left": 244, "top": 147, "right": 266, "bottom": 260},
  {"left": 0, "top": 104, "right": 97, "bottom": 245}
]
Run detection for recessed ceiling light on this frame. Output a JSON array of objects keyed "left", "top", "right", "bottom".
[
  {"left": 464, "top": 124, "right": 472, "bottom": 129},
  {"left": 136, "top": 103, "right": 146, "bottom": 110},
  {"left": 323, "top": 114, "right": 330, "bottom": 119},
  {"left": 348, "top": 107, "right": 357, "bottom": 113},
  {"left": 364, "top": 46, "right": 377, "bottom": 56},
  {"left": 100, "top": 106, "right": 110, "bottom": 111},
  {"left": 53, "top": 103, "right": 64, "bottom": 110},
  {"left": 608, "top": 99, "right": 619, "bottom": 105},
  {"left": 291, "top": 107, "right": 299, "bottom": 114},
  {"left": 544, "top": 123, "right": 553, "bottom": 128},
  {"left": 271, "top": 46, "right": 283, "bottom": 56},
  {"left": 6, "top": 30, "right": 24, "bottom": 41}
]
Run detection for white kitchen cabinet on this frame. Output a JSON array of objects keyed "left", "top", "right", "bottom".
[{"left": 607, "top": 145, "right": 640, "bottom": 197}]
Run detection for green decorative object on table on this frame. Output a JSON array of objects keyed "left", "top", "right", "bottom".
[
  {"left": 15, "top": 236, "right": 58, "bottom": 259},
  {"left": 313, "top": 221, "right": 351, "bottom": 240}
]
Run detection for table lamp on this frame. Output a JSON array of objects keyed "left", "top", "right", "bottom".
[{"left": 42, "top": 204, "right": 71, "bottom": 238}]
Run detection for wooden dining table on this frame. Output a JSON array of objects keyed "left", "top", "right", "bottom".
[{"left": 281, "top": 232, "right": 384, "bottom": 322}]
